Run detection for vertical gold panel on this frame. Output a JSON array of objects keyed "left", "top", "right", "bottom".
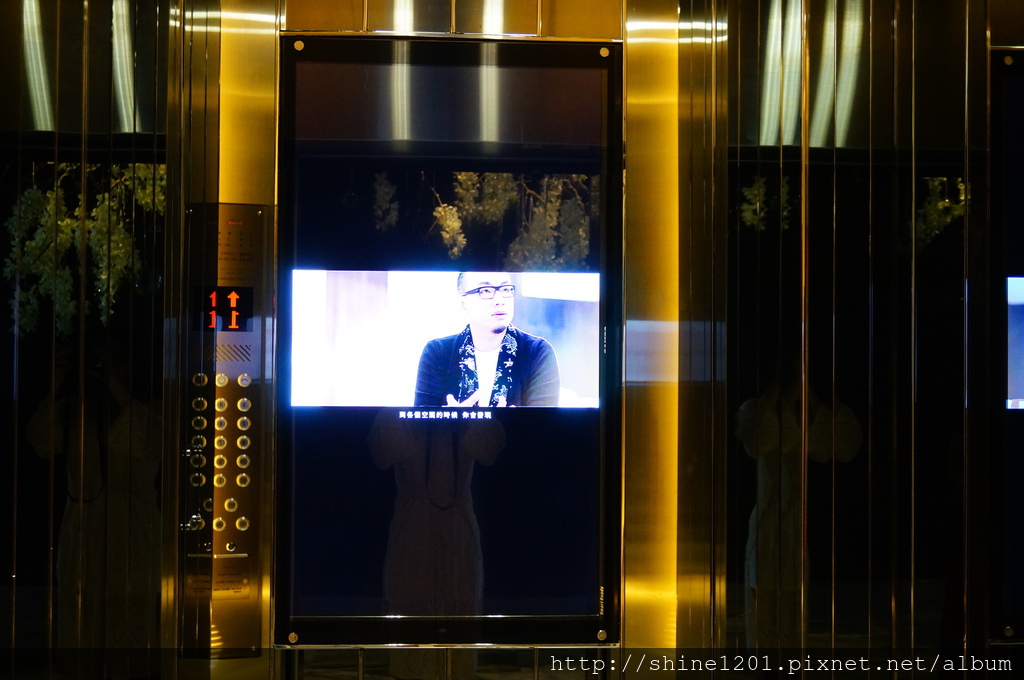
[
  {"left": 544, "top": 0, "right": 622, "bottom": 39},
  {"left": 219, "top": 0, "right": 278, "bottom": 205},
  {"left": 622, "top": 0, "right": 679, "bottom": 650},
  {"left": 216, "top": 1, "right": 278, "bottom": 672},
  {"left": 284, "top": 0, "right": 363, "bottom": 32}
]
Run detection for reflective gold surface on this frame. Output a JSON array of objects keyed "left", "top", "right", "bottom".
[
  {"left": 366, "top": 0, "right": 452, "bottom": 33},
  {"left": 455, "top": 0, "right": 539, "bottom": 35},
  {"left": 622, "top": 0, "right": 680, "bottom": 650},
  {"left": 284, "top": 0, "right": 363, "bottom": 31},
  {"left": 544, "top": 0, "right": 622, "bottom": 39},
  {"left": 219, "top": 0, "right": 278, "bottom": 205}
]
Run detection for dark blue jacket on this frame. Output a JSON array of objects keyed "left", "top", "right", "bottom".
[{"left": 414, "top": 326, "right": 560, "bottom": 407}]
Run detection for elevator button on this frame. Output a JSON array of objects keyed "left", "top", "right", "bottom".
[
  {"left": 224, "top": 498, "right": 239, "bottom": 513},
  {"left": 192, "top": 373, "right": 208, "bottom": 387},
  {"left": 191, "top": 416, "right": 207, "bottom": 430},
  {"left": 215, "top": 373, "right": 229, "bottom": 387},
  {"left": 235, "top": 516, "right": 250, "bottom": 531},
  {"left": 203, "top": 498, "right": 214, "bottom": 513},
  {"left": 226, "top": 542, "right": 237, "bottom": 552},
  {"left": 214, "top": 454, "right": 228, "bottom": 469},
  {"left": 183, "top": 514, "right": 205, "bottom": 531},
  {"left": 237, "top": 398, "right": 252, "bottom": 412},
  {"left": 190, "top": 435, "right": 207, "bottom": 448},
  {"left": 237, "top": 436, "right": 251, "bottom": 450},
  {"left": 214, "top": 436, "right": 227, "bottom": 450},
  {"left": 192, "top": 398, "right": 207, "bottom": 411},
  {"left": 238, "top": 374, "right": 252, "bottom": 387},
  {"left": 236, "top": 454, "right": 251, "bottom": 469},
  {"left": 212, "top": 517, "right": 226, "bottom": 532},
  {"left": 236, "top": 473, "right": 251, "bottom": 488},
  {"left": 214, "top": 417, "right": 228, "bottom": 431},
  {"left": 214, "top": 474, "right": 227, "bottom": 488},
  {"left": 237, "top": 417, "right": 251, "bottom": 431},
  {"left": 189, "top": 453, "right": 206, "bottom": 468},
  {"left": 189, "top": 473, "right": 206, "bottom": 487},
  {"left": 215, "top": 398, "right": 228, "bottom": 412}
]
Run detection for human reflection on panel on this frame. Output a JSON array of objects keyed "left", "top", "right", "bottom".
[
  {"left": 735, "top": 344, "right": 862, "bottom": 648},
  {"left": 27, "top": 337, "right": 161, "bottom": 675},
  {"left": 368, "top": 411, "right": 504, "bottom": 679}
]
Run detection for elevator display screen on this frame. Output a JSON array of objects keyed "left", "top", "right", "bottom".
[
  {"left": 276, "top": 37, "right": 622, "bottom": 645},
  {"left": 290, "top": 270, "right": 600, "bottom": 408}
]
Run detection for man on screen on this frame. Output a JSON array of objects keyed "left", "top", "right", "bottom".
[{"left": 415, "top": 272, "right": 560, "bottom": 407}]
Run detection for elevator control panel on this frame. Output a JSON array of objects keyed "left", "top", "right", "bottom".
[{"left": 180, "top": 204, "right": 270, "bottom": 656}]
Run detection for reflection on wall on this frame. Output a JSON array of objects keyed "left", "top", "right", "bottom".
[
  {"left": 729, "top": 0, "right": 988, "bottom": 654},
  {"left": 759, "top": 0, "right": 864, "bottom": 147}
]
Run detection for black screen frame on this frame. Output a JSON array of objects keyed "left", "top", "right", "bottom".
[
  {"left": 989, "top": 48, "right": 1024, "bottom": 639},
  {"left": 274, "top": 35, "right": 623, "bottom": 646}
]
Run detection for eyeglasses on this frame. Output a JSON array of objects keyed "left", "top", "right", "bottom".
[{"left": 462, "top": 285, "right": 516, "bottom": 299}]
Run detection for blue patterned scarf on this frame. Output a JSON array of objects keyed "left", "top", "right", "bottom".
[{"left": 455, "top": 325, "right": 518, "bottom": 406}]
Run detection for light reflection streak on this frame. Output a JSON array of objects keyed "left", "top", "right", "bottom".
[
  {"left": 112, "top": 0, "right": 138, "bottom": 132},
  {"left": 23, "top": 0, "right": 54, "bottom": 131},
  {"left": 759, "top": 0, "right": 783, "bottom": 145},
  {"left": 389, "top": 0, "right": 414, "bottom": 140},
  {"left": 835, "top": 0, "right": 864, "bottom": 147},
  {"left": 170, "top": 10, "right": 276, "bottom": 35},
  {"left": 780, "top": 0, "right": 802, "bottom": 145},
  {"left": 394, "top": 0, "right": 414, "bottom": 33},
  {"left": 391, "top": 42, "right": 411, "bottom": 141},
  {"left": 482, "top": 0, "right": 504, "bottom": 34},
  {"left": 809, "top": 1, "right": 837, "bottom": 148},
  {"left": 480, "top": 44, "right": 499, "bottom": 142},
  {"left": 761, "top": 0, "right": 862, "bottom": 148},
  {"left": 480, "top": 0, "right": 502, "bottom": 142},
  {"left": 625, "top": 20, "right": 727, "bottom": 43}
]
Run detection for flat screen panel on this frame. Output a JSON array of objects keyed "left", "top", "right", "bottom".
[{"left": 276, "top": 36, "right": 622, "bottom": 645}]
